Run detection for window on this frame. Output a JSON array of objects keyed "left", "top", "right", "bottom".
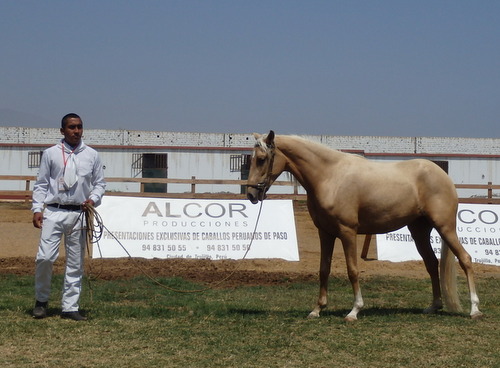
[
  {"left": 230, "top": 155, "right": 242, "bottom": 172},
  {"left": 28, "top": 151, "right": 43, "bottom": 168},
  {"left": 231, "top": 154, "right": 252, "bottom": 194},
  {"left": 230, "top": 154, "right": 251, "bottom": 172}
]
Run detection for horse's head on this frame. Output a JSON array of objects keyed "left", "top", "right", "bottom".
[{"left": 246, "top": 130, "right": 281, "bottom": 204}]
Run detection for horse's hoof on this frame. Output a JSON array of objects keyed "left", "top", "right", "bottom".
[
  {"left": 423, "top": 302, "right": 443, "bottom": 314},
  {"left": 344, "top": 316, "right": 357, "bottom": 323},
  {"left": 423, "top": 307, "right": 438, "bottom": 314},
  {"left": 307, "top": 312, "right": 320, "bottom": 319},
  {"left": 471, "top": 311, "right": 484, "bottom": 320}
]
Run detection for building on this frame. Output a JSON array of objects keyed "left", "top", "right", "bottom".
[{"left": 0, "top": 126, "right": 499, "bottom": 198}]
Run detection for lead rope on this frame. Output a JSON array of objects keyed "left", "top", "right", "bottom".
[
  {"left": 75, "top": 205, "right": 104, "bottom": 304},
  {"left": 82, "top": 199, "right": 265, "bottom": 294}
]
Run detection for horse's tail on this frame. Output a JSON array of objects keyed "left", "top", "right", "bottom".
[{"left": 440, "top": 241, "right": 463, "bottom": 313}]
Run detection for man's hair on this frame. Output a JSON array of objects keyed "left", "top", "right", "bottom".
[{"left": 61, "top": 113, "right": 82, "bottom": 128}]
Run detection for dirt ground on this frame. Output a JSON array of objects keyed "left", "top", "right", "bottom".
[{"left": 0, "top": 201, "right": 498, "bottom": 286}]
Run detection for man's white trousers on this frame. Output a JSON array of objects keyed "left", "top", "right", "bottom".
[{"left": 35, "top": 207, "right": 86, "bottom": 312}]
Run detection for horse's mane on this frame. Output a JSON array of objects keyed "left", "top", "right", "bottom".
[
  {"left": 256, "top": 133, "right": 360, "bottom": 161},
  {"left": 286, "top": 135, "right": 324, "bottom": 148},
  {"left": 275, "top": 134, "right": 369, "bottom": 165},
  {"left": 277, "top": 134, "right": 343, "bottom": 155}
]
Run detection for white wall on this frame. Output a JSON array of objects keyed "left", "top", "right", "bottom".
[{"left": 1, "top": 127, "right": 499, "bottom": 198}]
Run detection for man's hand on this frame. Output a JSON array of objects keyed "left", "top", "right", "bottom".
[
  {"left": 33, "top": 212, "right": 43, "bottom": 229},
  {"left": 82, "top": 199, "right": 95, "bottom": 211}
]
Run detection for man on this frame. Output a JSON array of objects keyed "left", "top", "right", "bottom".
[{"left": 31, "top": 113, "right": 106, "bottom": 321}]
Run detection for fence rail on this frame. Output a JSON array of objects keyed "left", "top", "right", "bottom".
[{"left": 0, "top": 175, "right": 499, "bottom": 204}]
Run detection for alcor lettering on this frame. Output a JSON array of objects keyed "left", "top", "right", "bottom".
[
  {"left": 458, "top": 209, "right": 499, "bottom": 225},
  {"left": 183, "top": 203, "right": 202, "bottom": 218},
  {"left": 142, "top": 201, "right": 249, "bottom": 219},
  {"left": 142, "top": 202, "right": 181, "bottom": 218}
]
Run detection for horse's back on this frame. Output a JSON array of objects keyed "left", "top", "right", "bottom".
[
  {"left": 378, "top": 158, "right": 459, "bottom": 225},
  {"left": 321, "top": 156, "right": 458, "bottom": 233},
  {"left": 354, "top": 157, "right": 455, "bottom": 193},
  {"left": 399, "top": 159, "right": 457, "bottom": 200}
]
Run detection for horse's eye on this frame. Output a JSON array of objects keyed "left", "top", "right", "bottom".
[{"left": 256, "top": 157, "right": 266, "bottom": 166}]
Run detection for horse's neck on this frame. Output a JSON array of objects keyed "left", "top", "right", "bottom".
[{"left": 276, "top": 136, "right": 344, "bottom": 191}]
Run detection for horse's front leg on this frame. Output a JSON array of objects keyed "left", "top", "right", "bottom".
[
  {"left": 340, "top": 230, "right": 364, "bottom": 322},
  {"left": 308, "top": 231, "right": 335, "bottom": 318}
]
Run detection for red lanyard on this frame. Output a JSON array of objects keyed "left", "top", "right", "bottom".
[{"left": 61, "top": 143, "right": 77, "bottom": 167}]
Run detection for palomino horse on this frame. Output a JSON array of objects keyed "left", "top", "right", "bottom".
[{"left": 247, "top": 131, "right": 483, "bottom": 321}]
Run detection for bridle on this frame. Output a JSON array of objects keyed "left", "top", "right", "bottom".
[{"left": 246, "top": 141, "right": 276, "bottom": 194}]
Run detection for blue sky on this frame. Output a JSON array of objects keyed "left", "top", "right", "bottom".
[{"left": 1, "top": 1, "right": 499, "bottom": 138}]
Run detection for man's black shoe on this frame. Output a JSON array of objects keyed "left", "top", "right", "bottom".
[
  {"left": 61, "top": 311, "right": 87, "bottom": 321},
  {"left": 33, "top": 301, "right": 48, "bottom": 319}
]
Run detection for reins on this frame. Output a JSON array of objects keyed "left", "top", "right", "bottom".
[{"left": 78, "top": 198, "right": 265, "bottom": 294}]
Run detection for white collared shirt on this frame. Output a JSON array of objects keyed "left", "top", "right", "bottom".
[{"left": 32, "top": 139, "right": 106, "bottom": 213}]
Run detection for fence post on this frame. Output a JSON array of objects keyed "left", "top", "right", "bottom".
[
  {"left": 488, "top": 181, "right": 492, "bottom": 202},
  {"left": 25, "top": 179, "right": 31, "bottom": 203},
  {"left": 191, "top": 176, "right": 196, "bottom": 194},
  {"left": 361, "top": 234, "right": 372, "bottom": 259}
]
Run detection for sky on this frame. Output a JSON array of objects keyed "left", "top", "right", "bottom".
[{"left": 1, "top": 1, "right": 499, "bottom": 138}]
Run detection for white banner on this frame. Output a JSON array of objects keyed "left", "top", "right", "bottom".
[
  {"left": 376, "top": 203, "right": 500, "bottom": 266},
  {"left": 93, "top": 196, "right": 299, "bottom": 261}
]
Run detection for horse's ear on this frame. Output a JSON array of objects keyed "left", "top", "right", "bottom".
[
  {"left": 252, "top": 132, "right": 261, "bottom": 140},
  {"left": 265, "top": 130, "right": 275, "bottom": 146}
]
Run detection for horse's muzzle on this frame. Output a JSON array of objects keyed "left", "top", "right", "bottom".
[{"left": 246, "top": 183, "right": 266, "bottom": 204}]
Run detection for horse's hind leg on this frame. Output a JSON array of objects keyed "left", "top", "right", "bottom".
[
  {"left": 308, "top": 230, "right": 335, "bottom": 319},
  {"left": 408, "top": 219, "right": 443, "bottom": 314},
  {"left": 438, "top": 226, "right": 483, "bottom": 319}
]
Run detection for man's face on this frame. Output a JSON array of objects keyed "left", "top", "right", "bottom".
[{"left": 60, "top": 118, "right": 83, "bottom": 147}]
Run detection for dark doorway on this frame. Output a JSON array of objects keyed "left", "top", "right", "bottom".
[
  {"left": 142, "top": 153, "right": 168, "bottom": 193},
  {"left": 432, "top": 160, "right": 449, "bottom": 174}
]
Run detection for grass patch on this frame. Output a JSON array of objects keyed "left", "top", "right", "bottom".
[{"left": 0, "top": 274, "right": 498, "bottom": 367}]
